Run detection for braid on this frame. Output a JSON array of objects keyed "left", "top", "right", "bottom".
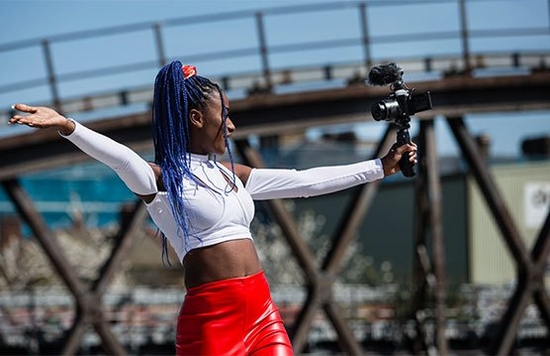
[{"left": 152, "top": 60, "right": 234, "bottom": 264}]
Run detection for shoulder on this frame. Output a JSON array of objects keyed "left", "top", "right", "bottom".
[{"left": 219, "top": 161, "right": 253, "bottom": 185}]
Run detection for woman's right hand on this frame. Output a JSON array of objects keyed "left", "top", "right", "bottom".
[{"left": 9, "top": 103, "right": 75, "bottom": 135}]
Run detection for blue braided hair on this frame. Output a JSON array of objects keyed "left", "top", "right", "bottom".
[{"left": 151, "top": 60, "right": 235, "bottom": 264}]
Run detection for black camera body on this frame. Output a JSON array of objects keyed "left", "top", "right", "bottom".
[
  {"left": 371, "top": 86, "right": 432, "bottom": 123},
  {"left": 367, "top": 63, "right": 433, "bottom": 177}
]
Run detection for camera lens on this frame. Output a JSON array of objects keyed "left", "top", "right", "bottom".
[
  {"left": 371, "top": 102, "right": 387, "bottom": 121},
  {"left": 371, "top": 99, "right": 401, "bottom": 121}
]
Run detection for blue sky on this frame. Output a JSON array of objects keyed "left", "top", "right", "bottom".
[{"left": 1, "top": 0, "right": 549, "bottom": 157}]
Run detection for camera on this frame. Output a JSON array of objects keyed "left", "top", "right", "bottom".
[
  {"left": 371, "top": 88, "right": 433, "bottom": 122},
  {"left": 367, "top": 63, "right": 433, "bottom": 177},
  {"left": 368, "top": 63, "right": 433, "bottom": 122}
]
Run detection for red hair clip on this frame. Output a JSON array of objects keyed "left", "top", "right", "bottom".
[{"left": 182, "top": 65, "right": 197, "bottom": 79}]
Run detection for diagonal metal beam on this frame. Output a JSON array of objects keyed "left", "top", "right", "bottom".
[
  {"left": 323, "top": 300, "right": 360, "bottom": 354},
  {"left": 61, "top": 313, "right": 88, "bottom": 356},
  {"left": 235, "top": 140, "right": 319, "bottom": 282},
  {"left": 2, "top": 179, "right": 87, "bottom": 299},
  {"left": 236, "top": 127, "right": 396, "bottom": 355},
  {"left": 61, "top": 201, "right": 147, "bottom": 356},
  {"left": 321, "top": 124, "right": 395, "bottom": 275},
  {"left": 88, "top": 200, "right": 148, "bottom": 355},
  {"left": 1, "top": 178, "right": 130, "bottom": 355},
  {"left": 532, "top": 211, "right": 550, "bottom": 328},
  {"left": 93, "top": 200, "right": 148, "bottom": 295},
  {"left": 447, "top": 116, "right": 550, "bottom": 355},
  {"left": 447, "top": 117, "right": 530, "bottom": 269},
  {"left": 235, "top": 140, "right": 322, "bottom": 352}
]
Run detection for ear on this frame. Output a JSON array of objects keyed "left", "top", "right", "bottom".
[{"left": 189, "top": 109, "right": 204, "bottom": 128}]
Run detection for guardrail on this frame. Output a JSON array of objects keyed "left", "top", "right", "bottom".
[{"left": 1, "top": 0, "right": 549, "bottom": 125}]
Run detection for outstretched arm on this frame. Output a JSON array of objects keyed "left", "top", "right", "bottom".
[
  {"left": 227, "top": 143, "right": 417, "bottom": 200},
  {"left": 9, "top": 104, "right": 158, "bottom": 200}
]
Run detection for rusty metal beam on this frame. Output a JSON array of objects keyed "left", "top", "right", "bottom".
[
  {"left": 2, "top": 179, "right": 87, "bottom": 298},
  {"left": 492, "top": 210, "right": 550, "bottom": 355},
  {"left": 0, "top": 178, "right": 147, "bottom": 355},
  {"left": 424, "top": 119, "right": 448, "bottom": 355},
  {"left": 93, "top": 200, "right": 148, "bottom": 295},
  {"left": 531, "top": 212, "right": 550, "bottom": 328},
  {"left": 2, "top": 179, "right": 128, "bottom": 355},
  {"left": 447, "top": 117, "right": 530, "bottom": 269},
  {"left": 235, "top": 141, "right": 319, "bottom": 283},
  {"left": 447, "top": 116, "right": 550, "bottom": 355},
  {"left": 2, "top": 73, "right": 550, "bottom": 181},
  {"left": 408, "top": 120, "right": 448, "bottom": 355},
  {"left": 411, "top": 121, "right": 433, "bottom": 354},
  {"left": 231, "top": 73, "right": 550, "bottom": 139},
  {"left": 62, "top": 315, "right": 88, "bottom": 356},
  {"left": 321, "top": 124, "right": 395, "bottom": 275}
]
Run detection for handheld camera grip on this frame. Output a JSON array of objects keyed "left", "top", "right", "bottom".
[{"left": 396, "top": 128, "right": 415, "bottom": 178}]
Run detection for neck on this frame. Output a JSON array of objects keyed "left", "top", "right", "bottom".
[{"left": 189, "top": 152, "right": 214, "bottom": 161}]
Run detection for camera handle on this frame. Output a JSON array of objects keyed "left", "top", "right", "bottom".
[{"left": 395, "top": 122, "right": 416, "bottom": 178}]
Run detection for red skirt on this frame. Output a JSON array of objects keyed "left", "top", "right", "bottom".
[{"left": 176, "top": 271, "right": 294, "bottom": 355}]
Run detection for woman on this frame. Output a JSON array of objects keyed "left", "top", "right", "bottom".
[{"left": 10, "top": 60, "right": 417, "bottom": 355}]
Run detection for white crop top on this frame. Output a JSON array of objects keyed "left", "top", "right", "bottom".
[{"left": 145, "top": 154, "right": 255, "bottom": 262}]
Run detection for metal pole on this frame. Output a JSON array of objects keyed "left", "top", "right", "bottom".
[
  {"left": 255, "top": 12, "right": 272, "bottom": 90},
  {"left": 359, "top": 1, "right": 372, "bottom": 72},
  {"left": 425, "top": 119, "right": 448, "bottom": 355},
  {"left": 42, "top": 40, "right": 62, "bottom": 112},
  {"left": 153, "top": 23, "right": 167, "bottom": 67},
  {"left": 411, "top": 122, "right": 432, "bottom": 354},
  {"left": 459, "top": 0, "right": 472, "bottom": 73}
]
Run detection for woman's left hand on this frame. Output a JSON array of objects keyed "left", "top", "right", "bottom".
[{"left": 380, "top": 142, "right": 418, "bottom": 176}]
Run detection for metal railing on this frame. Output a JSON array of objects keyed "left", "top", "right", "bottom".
[{"left": 0, "top": 0, "right": 549, "bottom": 123}]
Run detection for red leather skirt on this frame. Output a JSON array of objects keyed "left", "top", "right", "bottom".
[{"left": 176, "top": 271, "right": 293, "bottom": 355}]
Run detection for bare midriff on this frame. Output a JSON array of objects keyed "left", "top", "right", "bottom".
[{"left": 182, "top": 238, "right": 263, "bottom": 289}]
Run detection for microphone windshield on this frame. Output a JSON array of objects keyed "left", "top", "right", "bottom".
[{"left": 367, "top": 63, "right": 403, "bottom": 86}]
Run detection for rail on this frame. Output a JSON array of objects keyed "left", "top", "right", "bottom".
[{"left": 0, "top": 0, "right": 549, "bottom": 125}]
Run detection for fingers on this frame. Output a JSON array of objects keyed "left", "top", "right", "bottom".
[
  {"left": 12, "top": 103, "right": 37, "bottom": 114},
  {"left": 9, "top": 114, "right": 33, "bottom": 126},
  {"left": 408, "top": 150, "right": 418, "bottom": 163},
  {"left": 392, "top": 143, "right": 417, "bottom": 164},
  {"left": 9, "top": 104, "right": 41, "bottom": 126},
  {"left": 9, "top": 104, "right": 33, "bottom": 125},
  {"left": 393, "top": 143, "right": 416, "bottom": 155}
]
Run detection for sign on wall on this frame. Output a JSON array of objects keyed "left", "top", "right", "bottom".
[{"left": 524, "top": 182, "right": 550, "bottom": 228}]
